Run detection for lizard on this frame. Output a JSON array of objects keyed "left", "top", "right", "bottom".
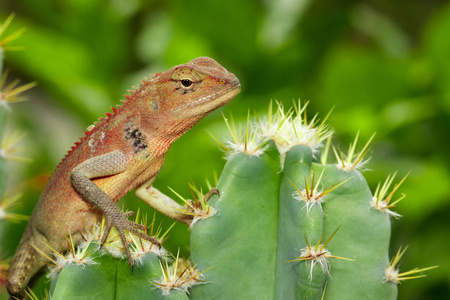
[{"left": 6, "top": 56, "right": 241, "bottom": 299}]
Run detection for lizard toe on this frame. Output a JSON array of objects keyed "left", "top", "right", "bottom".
[
  {"left": 131, "top": 222, "right": 148, "bottom": 232},
  {"left": 100, "top": 219, "right": 114, "bottom": 245},
  {"left": 123, "top": 211, "right": 134, "bottom": 218},
  {"left": 116, "top": 229, "right": 134, "bottom": 269},
  {"left": 128, "top": 226, "right": 160, "bottom": 247}
]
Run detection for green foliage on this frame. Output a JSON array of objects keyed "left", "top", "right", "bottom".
[{"left": 0, "top": 1, "right": 449, "bottom": 299}]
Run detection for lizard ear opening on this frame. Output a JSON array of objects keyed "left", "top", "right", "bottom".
[{"left": 149, "top": 100, "right": 159, "bottom": 111}]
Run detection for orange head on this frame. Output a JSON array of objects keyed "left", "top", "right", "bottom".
[{"left": 134, "top": 57, "right": 241, "bottom": 143}]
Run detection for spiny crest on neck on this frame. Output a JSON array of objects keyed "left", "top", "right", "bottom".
[
  {"left": 84, "top": 73, "right": 160, "bottom": 134},
  {"left": 56, "top": 73, "right": 160, "bottom": 168}
]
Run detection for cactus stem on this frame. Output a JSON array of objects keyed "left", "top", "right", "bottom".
[{"left": 383, "top": 246, "right": 438, "bottom": 284}]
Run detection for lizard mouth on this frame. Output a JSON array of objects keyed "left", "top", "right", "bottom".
[{"left": 173, "top": 80, "right": 241, "bottom": 115}]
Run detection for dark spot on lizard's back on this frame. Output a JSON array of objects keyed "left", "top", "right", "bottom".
[{"left": 124, "top": 126, "right": 148, "bottom": 154}]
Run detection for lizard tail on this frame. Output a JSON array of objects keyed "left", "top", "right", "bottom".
[{"left": 7, "top": 225, "right": 47, "bottom": 298}]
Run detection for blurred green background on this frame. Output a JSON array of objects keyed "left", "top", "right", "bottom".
[{"left": 1, "top": 0, "right": 449, "bottom": 299}]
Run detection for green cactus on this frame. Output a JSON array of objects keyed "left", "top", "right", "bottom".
[
  {"left": 189, "top": 104, "right": 395, "bottom": 299},
  {"left": 43, "top": 101, "right": 436, "bottom": 300}
]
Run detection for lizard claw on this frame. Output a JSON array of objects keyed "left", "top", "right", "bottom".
[
  {"left": 204, "top": 188, "right": 219, "bottom": 202},
  {"left": 183, "top": 188, "right": 219, "bottom": 211},
  {"left": 100, "top": 210, "right": 161, "bottom": 269},
  {"left": 178, "top": 187, "right": 220, "bottom": 227}
]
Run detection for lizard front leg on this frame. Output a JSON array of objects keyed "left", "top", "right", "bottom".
[
  {"left": 135, "top": 178, "right": 220, "bottom": 226},
  {"left": 70, "top": 150, "right": 160, "bottom": 269},
  {"left": 135, "top": 178, "right": 192, "bottom": 226}
]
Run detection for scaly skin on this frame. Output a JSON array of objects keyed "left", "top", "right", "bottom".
[{"left": 7, "top": 57, "right": 241, "bottom": 298}]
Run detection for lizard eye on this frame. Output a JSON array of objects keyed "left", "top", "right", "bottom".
[{"left": 181, "top": 79, "right": 193, "bottom": 88}]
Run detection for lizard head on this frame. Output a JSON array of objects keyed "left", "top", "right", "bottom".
[{"left": 139, "top": 56, "right": 241, "bottom": 139}]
